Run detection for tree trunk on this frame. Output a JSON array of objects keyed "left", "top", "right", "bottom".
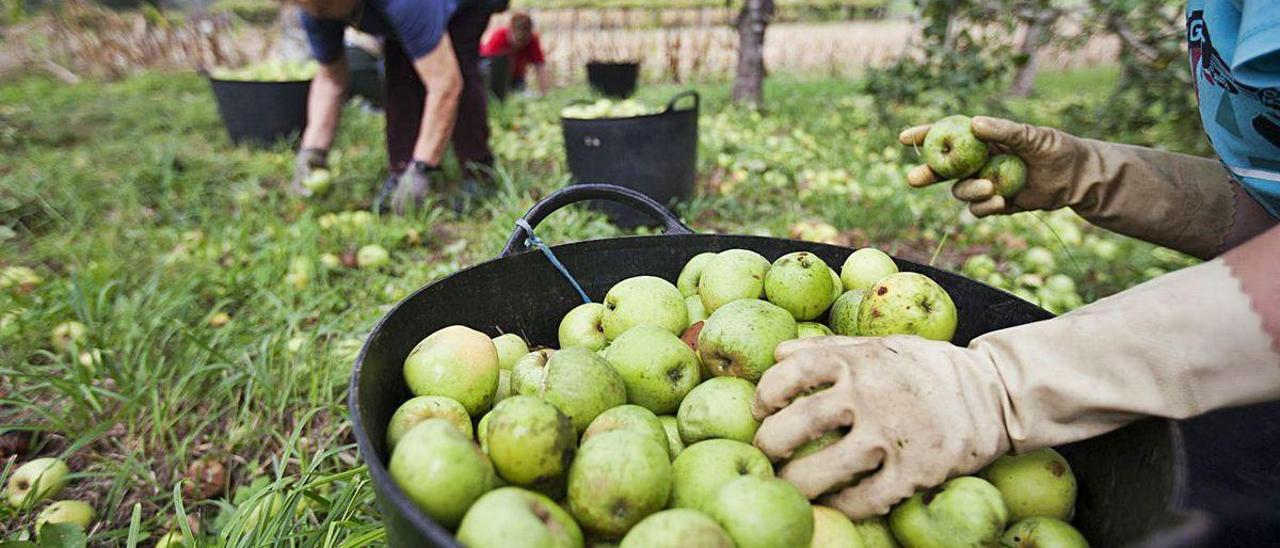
[
  {"left": 1009, "top": 17, "right": 1048, "bottom": 97},
  {"left": 732, "top": 0, "right": 772, "bottom": 106}
]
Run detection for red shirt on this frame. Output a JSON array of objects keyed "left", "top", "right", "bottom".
[{"left": 481, "top": 27, "right": 546, "bottom": 80}]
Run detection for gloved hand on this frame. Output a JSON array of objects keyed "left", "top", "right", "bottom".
[
  {"left": 898, "top": 116, "right": 1237, "bottom": 259},
  {"left": 753, "top": 255, "right": 1280, "bottom": 519},
  {"left": 291, "top": 148, "right": 329, "bottom": 197},
  {"left": 374, "top": 161, "right": 438, "bottom": 215}
]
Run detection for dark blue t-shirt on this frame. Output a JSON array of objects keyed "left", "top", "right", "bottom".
[{"left": 301, "top": 0, "right": 458, "bottom": 64}]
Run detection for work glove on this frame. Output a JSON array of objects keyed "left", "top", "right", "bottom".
[
  {"left": 291, "top": 147, "right": 328, "bottom": 197},
  {"left": 753, "top": 257, "right": 1280, "bottom": 520},
  {"left": 374, "top": 161, "right": 437, "bottom": 215},
  {"left": 898, "top": 117, "right": 1237, "bottom": 259}
]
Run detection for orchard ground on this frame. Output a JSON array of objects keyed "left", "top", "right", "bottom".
[{"left": 0, "top": 67, "right": 1197, "bottom": 544}]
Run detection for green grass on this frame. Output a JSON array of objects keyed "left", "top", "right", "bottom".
[{"left": 0, "top": 68, "right": 1197, "bottom": 545}]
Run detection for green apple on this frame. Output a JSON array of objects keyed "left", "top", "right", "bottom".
[
  {"left": 402, "top": 325, "right": 500, "bottom": 415},
  {"left": 827, "top": 290, "right": 865, "bottom": 336},
  {"left": 963, "top": 254, "right": 998, "bottom": 279},
  {"left": 6, "top": 457, "right": 69, "bottom": 508},
  {"left": 604, "top": 325, "right": 701, "bottom": 414},
  {"left": 582, "top": 405, "right": 668, "bottom": 456},
  {"left": 155, "top": 531, "right": 187, "bottom": 548},
  {"left": 1022, "top": 247, "right": 1056, "bottom": 275},
  {"left": 50, "top": 321, "right": 87, "bottom": 352},
  {"left": 853, "top": 516, "right": 899, "bottom": 548},
  {"left": 495, "top": 369, "right": 512, "bottom": 403},
  {"left": 477, "top": 411, "right": 493, "bottom": 453},
  {"left": 670, "top": 439, "right": 773, "bottom": 511},
  {"left": 686, "top": 295, "right": 709, "bottom": 324},
  {"left": 677, "top": 377, "right": 760, "bottom": 444},
  {"left": 1000, "top": 517, "right": 1088, "bottom": 548},
  {"left": 678, "top": 252, "right": 718, "bottom": 297},
  {"left": 1043, "top": 274, "right": 1075, "bottom": 295},
  {"left": 560, "top": 303, "right": 609, "bottom": 352},
  {"left": 386, "top": 395, "right": 473, "bottom": 451},
  {"left": 978, "top": 154, "right": 1027, "bottom": 198},
  {"left": 797, "top": 321, "right": 834, "bottom": 338},
  {"left": 484, "top": 396, "right": 576, "bottom": 495},
  {"left": 389, "top": 419, "right": 497, "bottom": 528},
  {"left": 303, "top": 168, "right": 333, "bottom": 195},
  {"left": 793, "top": 430, "right": 842, "bottom": 460},
  {"left": 567, "top": 430, "right": 672, "bottom": 538},
  {"left": 540, "top": 347, "right": 628, "bottom": 433},
  {"left": 889, "top": 476, "right": 1009, "bottom": 548},
  {"left": 492, "top": 333, "right": 530, "bottom": 370},
  {"left": 922, "top": 115, "right": 989, "bottom": 179},
  {"left": 620, "top": 508, "right": 733, "bottom": 548},
  {"left": 698, "top": 249, "right": 771, "bottom": 313},
  {"left": 827, "top": 267, "right": 843, "bottom": 307},
  {"left": 697, "top": 299, "right": 797, "bottom": 381},
  {"left": 659, "top": 415, "right": 684, "bottom": 459},
  {"left": 857, "top": 273, "right": 957, "bottom": 341},
  {"left": 840, "top": 248, "right": 899, "bottom": 293},
  {"left": 764, "top": 252, "right": 836, "bottom": 320},
  {"left": 707, "top": 476, "right": 814, "bottom": 548},
  {"left": 457, "top": 487, "right": 584, "bottom": 548},
  {"left": 980, "top": 448, "right": 1077, "bottom": 522},
  {"left": 602, "top": 276, "right": 688, "bottom": 340},
  {"left": 37, "top": 500, "right": 95, "bottom": 534},
  {"left": 512, "top": 349, "right": 556, "bottom": 396},
  {"left": 811, "top": 505, "right": 861, "bottom": 548},
  {"left": 356, "top": 244, "right": 390, "bottom": 269}
]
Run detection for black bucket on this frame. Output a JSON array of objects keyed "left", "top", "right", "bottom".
[
  {"left": 561, "top": 91, "right": 698, "bottom": 227},
  {"left": 484, "top": 55, "right": 513, "bottom": 101},
  {"left": 207, "top": 76, "right": 311, "bottom": 147},
  {"left": 346, "top": 46, "right": 385, "bottom": 108},
  {"left": 586, "top": 61, "right": 639, "bottom": 98},
  {"left": 349, "top": 184, "right": 1211, "bottom": 548}
]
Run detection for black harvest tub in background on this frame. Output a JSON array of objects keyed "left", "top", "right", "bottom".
[
  {"left": 561, "top": 92, "right": 699, "bottom": 227},
  {"left": 207, "top": 76, "right": 310, "bottom": 146},
  {"left": 586, "top": 61, "right": 639, "bottom": 98},
  {"left": 349, "top": 184, "right": 1210, "bottom": 548}
]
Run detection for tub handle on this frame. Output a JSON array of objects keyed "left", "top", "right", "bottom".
[{"left": 499, "top": 183, "right": 694, "bottom": 258}]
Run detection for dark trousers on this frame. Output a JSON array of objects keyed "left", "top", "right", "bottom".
[{"left": 383, "top": 6, "right": 494, "bottom": 175}]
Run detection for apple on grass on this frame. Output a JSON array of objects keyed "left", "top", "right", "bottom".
[
  {"left": 402, "top": 325, "right": 499, "bottom": 416},
  {"left": 512, "top": 349, "right": 555, "bottom": 396},
  {"left": 764, "top": 251, "right": 836, "bottom": 320},
  {"left": 560, "top": 303, "right": 608, "bottom": 352},
  {"left": 889, "top": 476, "right": 1009, "bottom": 548},
  {"left": 155, "top": 531, "right": 187, "bottom": 548},
  {"left": 567, "top": 430, "right": 672, "bottom": 539},
  {"left": 601, "top": 276, "right": 688, "bottom": 340},
  {"left": 386, "top": 395, "right": 472, "bottom": 451},
  {"left": 980, "top": 448, "right": 1077, "bottom": 522},
  {"left": 37, "top": 500, "right": 95, "bottom": 534},
  {"left": 582, "top": 405, "right": 668, "bottom": 457},
  {"left": 857, "top": 273, "right": 958, "bottom": 341},
  {"left": 50, "top": 321, "right": 87, "bottom": 352},
  {"left": 922, "top": 115, "right": 989, "bottom": 180},
  {"left": 697, "top": 299, "right": 797, "bottom": 381},
  {"left": 677, "top": 252, "right": 718, "bottom": 297},
  {"left": 669, "top": 439, "right": 772, "bottom": 512},
  {"left": 492, "top": 333, "right": 530, "bottom": 370},
  {"left": 707, "top": 476, "right": 814, "bottom": 548},
  {"left": 6, "top": 457, "right": 70, "bottom": 508},
  {"left": 827, "top": 290, "right": 865, "bottom": 336},
  {"left": 483, "top": 396, "right": 576, "bottom": 497},
  {"left": 539, "top": 347, "right": 628, "bottom": 434},
  {"left": 457, "top": 487, "right": 584, "bottom": 548},
  {"left": 677, "top": 377, "right": 760, "bottom": 444},
  {"left": 620, "top": 508, "right": 733, "bottom": 548},
  {"left": 840, "top": 248, "right": 899, "bottom": 293},
  {"left": 659, "top": 416, "right": 684, "bottom": 459},
  {"left": 978, "top": 154, "right": 1028, "bottom": 198},
  {"left": 388, "top": 419, "right": 496, "bottom": 529},
  {"left": 604, "top": 325, "right": 701, "bottom": 414},
  {"left": 797, "top": 322, "right": 834, "bottom": 338},
  {"left": 1001, "top": 517, "right": 1088, "bottom": 548},
  {"left": 697, "top": 249, "right": 771, "bottom": 313},
  {"left": 356, "top": 244, "right": 390, "bottom": 269},
  {"left": 303, "top": 168, "right": 333, "bottom": 196}
]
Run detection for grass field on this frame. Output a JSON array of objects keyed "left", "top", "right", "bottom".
[{"left": 0, "top": 67, "right": 1198, "bottom": 545}]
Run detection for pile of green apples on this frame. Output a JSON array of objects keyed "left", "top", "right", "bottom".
[
  {"left": 210, "top": 59, "right": 319, "bottom": 82},
  {"left": 560, "top": 99, "right": 657, "bottom": 120},
  {"left": 373, "top": 245, "right": 1088, "bottom": 547}
]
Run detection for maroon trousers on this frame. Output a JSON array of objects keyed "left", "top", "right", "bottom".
[{"left": 383, "top": 6, "right": 494, "bottom": 174}]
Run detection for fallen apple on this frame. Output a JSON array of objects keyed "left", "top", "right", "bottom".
[
  {"left": 386, "top": 395, "right": 473, "bottom": 451},
  {"left": 707, "top": 476, "right": 814, "bottom": 548},
  {"left": 50, "top": 321, "right": 87, "bottom": 352},
  {"left": 484, "top": 395, "right": 576, "bottom": 496},
  {"left": 697, "top": 299, "right": 797, "bottom": 381},
  {"left": 402, "top": 325, "right": 500, "bottom": 415},
  {"left": 567, "top": 430, "right": 672, "bottom": 538},
  {"left": 303, "top": 168, "right": 333, "bottom": 195},
  {"left": 6, "top": 457, "right": 70, "bottom": 508},
  {"left": 922, "top": 115, "right": 988, "bottom": 180},
  {"left": 456, "top": 487, "right": 584, "bottom": 548},
  {"left": 677, "top": 377, "right": 760, "bottom": 444},
  {"left": 36, "top": 499, "right": 95, "bottom": 535},
  {"left": 155, "top": 530, "right": 187, "bottom": 548},
  {"left": 620, "top": 508, "right": 733, "bottom": 548},
  {"left": 604, "top": 325, "right": 701, "bottom": 414},
  {"left": 764, "top": 251, "right": 836, "bottom": 320},
  {"left": 388, "top": 419, "right": 497, "bottom": 529},
  {"left": 356, "top": 244, "right": 390, "bottom": 269},
  {"left": 857, "top": 272, "right": 957, "bottom": 341}
]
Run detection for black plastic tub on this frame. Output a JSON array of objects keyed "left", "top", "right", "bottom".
[
  {"left": 207, "top": 76, "right": 311, "bottom": 147},
  {"left": 346, "top": 46, "right": 385, "bottom": 108},
  {"left": 586, "top": 61, "right": 639, "bottom": 98},
  {"left": 561, "top": 91, "right": 698, "bottom": 227},
  {"left": 349, "top": 184, "right": 1208, "bottom": 548}
]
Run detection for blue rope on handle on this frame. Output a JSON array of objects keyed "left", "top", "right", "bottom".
[{"left": 515, "top": 218, "right": 592, "bottom": 304}]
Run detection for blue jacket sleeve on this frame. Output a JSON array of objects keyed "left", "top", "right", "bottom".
[
  {"left": 300, "top": 12, "right": 347, "bottom": 65},
  {"left": 381, "top": 0, "right": 458, "bottom": 61},
  {"left": 1234, "top": 1, "right": 1280, "bottom": 88}
]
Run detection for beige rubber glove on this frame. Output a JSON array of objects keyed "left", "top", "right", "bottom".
[
  {"left": 899, "top": 117, "right": 1242, "bottom": 259},
  {"left": 753, "top": 255, "right": 1280, "bottom": 519}
]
